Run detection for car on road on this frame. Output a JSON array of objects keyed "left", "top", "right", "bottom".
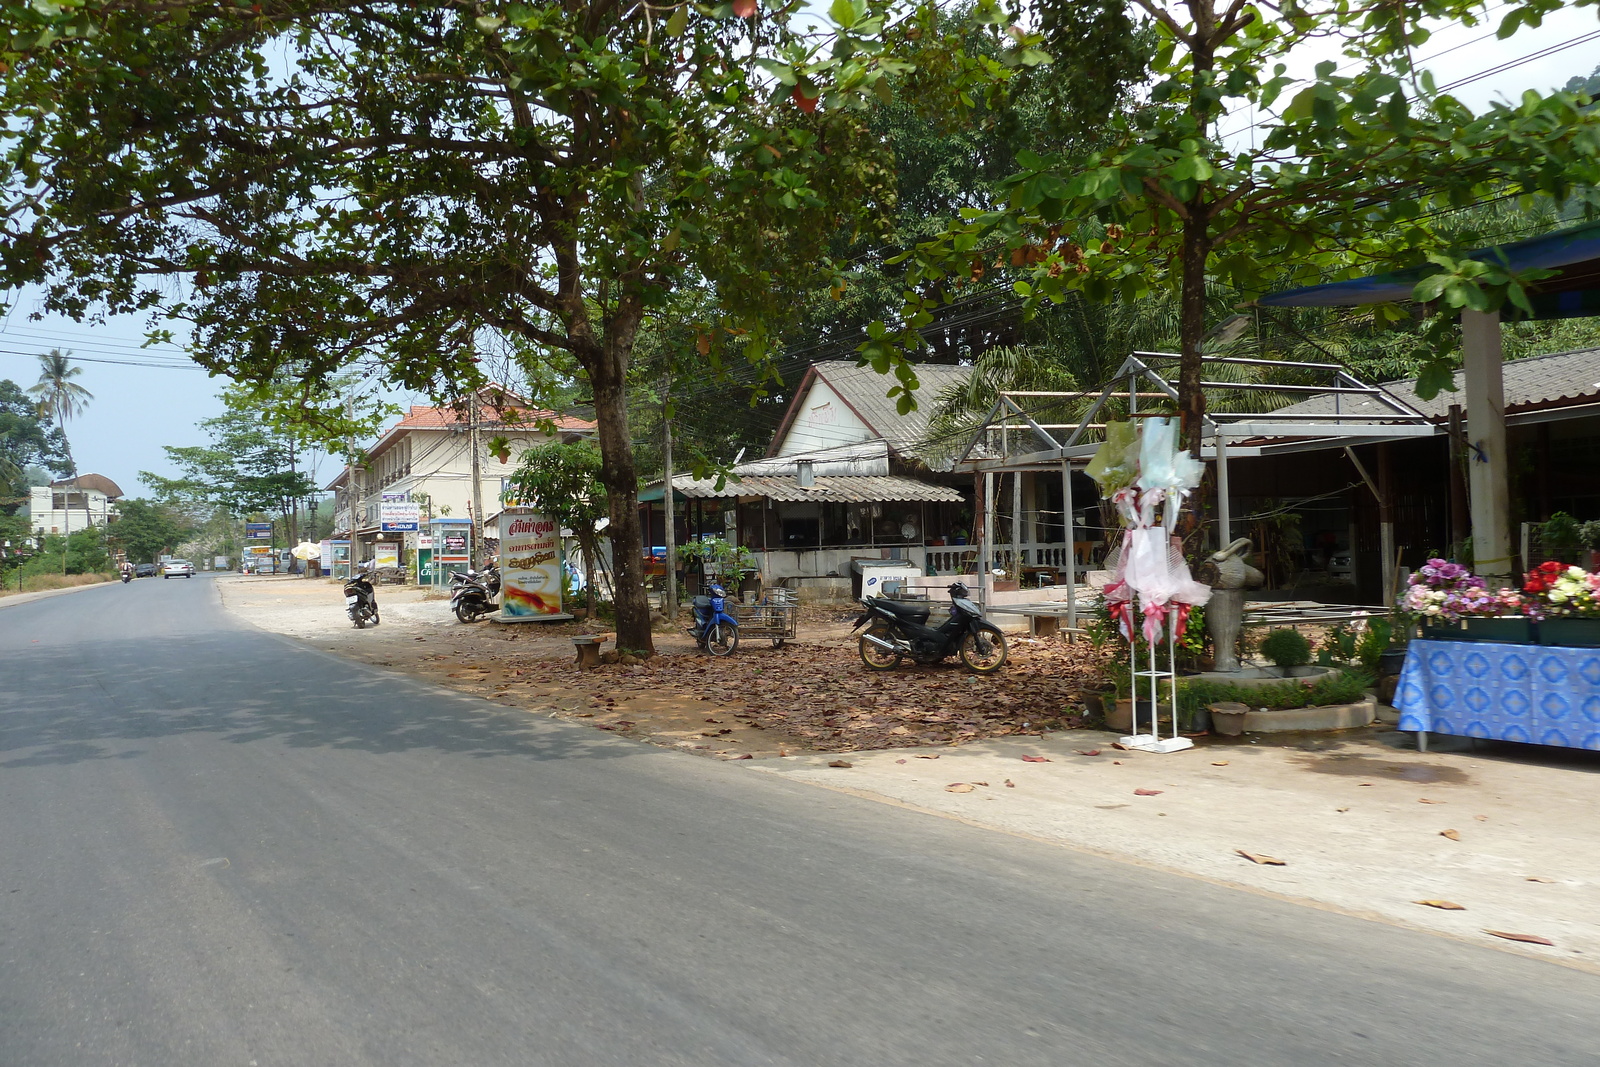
[
  {"left": 134, "top": 562, "right": 157, "bottom": 578},
  {"left": 162, "top": 559, "right": 195, "bottom": 578}
]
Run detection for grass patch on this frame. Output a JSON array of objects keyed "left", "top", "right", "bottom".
[
  {"left": 0, "top": 572, "right": 116, "bottom": 597},
  {"left": 1176, "top": 669, "right": 1371, "bottom": 717}
]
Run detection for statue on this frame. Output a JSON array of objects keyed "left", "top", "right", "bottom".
[{"left": 1195, "top": 538, "right": 1265, "bottom": 673}]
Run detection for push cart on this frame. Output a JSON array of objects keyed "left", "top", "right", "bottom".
[{"left": 731, "top": 588, "right": 798, "bottom": 648}]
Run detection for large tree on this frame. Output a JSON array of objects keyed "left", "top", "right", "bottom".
[
  {"left": 878, "top": 0, "right": 1600, "bottom": 452},
  {"left": 0, "top": 0, "right": 1032, "bottom": 650},
  {"left": 0, "top": 378, "right": 72, "bottom": 510}
]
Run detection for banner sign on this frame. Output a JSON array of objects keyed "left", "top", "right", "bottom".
[
  {"left": 438, "top": 528, "right": 469, "bottom": 560},
  {"left": 374, "top": 542, "right": 400, "bottom": 569},
  {"left": 498, "top": 510, "right": 564, "bottom": 618},
  {"left": 245, "top": 522, "right": 273, "bottom": 539},
  {"left": 380, "top": 493, "right": 420, "bottom": 533}
]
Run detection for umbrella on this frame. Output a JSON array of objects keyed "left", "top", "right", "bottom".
[{"left": 291, "top": 541, "right": 322, "bottom": 560}]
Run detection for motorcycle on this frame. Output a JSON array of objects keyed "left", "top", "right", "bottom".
[
  {"left": 852, "top": 581, "right": 1008, "bottom": 674},
  {"left": 450, "top": 565, "right": 501, "bottom": 623},
  {"left": 688, "top": 582, "right": 739, "bottom": 656},
  {"left": 344, "top": 567, "right": 379, "bottom": 628},
  {"left": 120, "top": 568, "right": 132, "bottom": 584}
]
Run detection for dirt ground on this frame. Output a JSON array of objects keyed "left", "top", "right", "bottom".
[{"left": 216, "top": 575, "right": 1106, "bottom": 759}]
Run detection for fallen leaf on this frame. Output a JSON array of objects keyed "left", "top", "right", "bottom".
[
  {"left": 1004, "top": 779, "right": 1015, "bottom": 788},
  {"left": 1111, "top": 742, "right": 1130, "bottom": 751},
  {"left": 895, "top": 758, "right": 907, "bottom": 764},
  {"left": 972, "top": 781, "right": 990, "bottom": 787},
  {"left": 1484, "top": 930, "right": 1555, "bottom": 946},
  {"left": 1414, "top": 899, "right": 1466, "bottom": 910},
  {"left": 1525, "top": 876, "right": 1556, "bottom": 883},
  {"left": 1336, "top": 807, "right": 1350, "bottom": 812},
  {"left": 1211, "top": 760, "right": 1230, "bottom": 767},
  {"left": 1440, "top": 829, "right": 1461, "bottom": 841},
  {"left": 915, "top": 754, "right": 940, "bottom": 760},
  {"left": 1358, "top": 782, "right": 1373, "bottom": 787},
  {"left": 1236, "top": 849, "right": 1286, "bottom": 866},
  {"left": 945, "top": 783, "right": 975, "bottom": 793},
  {"left": 1021, "top": 755, "right": 1051, "bottom": 763},
  {"left": 828, "top": 760, "right": 852, "bottom": 768},
  {"left": 1474, "top": 814, "right": 1488, "bottom": 822},
  {"left": 1076, "top": 749, "right": 1102, "bottom": 756},
  {"left": 1419, "top": 797, "right": 1443, "bottom": 804},
  {"left": 1112, "top": 760, "right": 1123, "bottom": 765},
  {"left": 1134, "top": 788, "right": 1164, "bottom": 796},
  {"left": 731, "top": 753, "right": 753, "bottom": 760}
]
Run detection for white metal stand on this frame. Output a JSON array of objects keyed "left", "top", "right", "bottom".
[{"left": 1121, "top": 616, "right": 1193, "bottom": 753}]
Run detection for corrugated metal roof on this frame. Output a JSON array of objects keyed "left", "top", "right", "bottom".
[
  {"left": 666, "top": 474, "right": 962, "bottom": 503},
  {"left": 811, "top": 361, "right": 973, "bottom": 457},
  {"left": 1265, "top": 346, "right": 1600, "bottom": 422}
]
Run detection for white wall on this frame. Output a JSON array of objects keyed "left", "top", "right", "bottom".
[{"left": 774, "top": 380, "right": 873, "bottom": 457}]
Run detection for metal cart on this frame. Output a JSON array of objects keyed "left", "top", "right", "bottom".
[{"left": 731, "top": 588, "right": 798, "bottom": 647}]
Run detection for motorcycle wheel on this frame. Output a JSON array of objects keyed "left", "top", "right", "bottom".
[
  {"left": 454, "top": 601, "right": 478, "bottom": 624},
  {"left": 958, "top": 629, "right": 1008, "bottom": 673},
  {"left": 705, "top": 622, "right": 739, "bottom": 657},
  {"left": 858, "top": 624, "right": 903, "bottom": 670},
  {"left": 351, "top": 612, "right": 366, "bottom": 630}
]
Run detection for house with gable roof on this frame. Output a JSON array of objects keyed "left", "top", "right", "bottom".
[{"left": 643, "top": 361, "right": 1094, "bottom": 591}]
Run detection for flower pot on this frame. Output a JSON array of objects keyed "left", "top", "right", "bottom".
[
  {"left": 952, "top": 536, "right": 968, "bottom": 545},
  {"left": 1462, "top": 616, "right": 1535, "bottom": 644},
  {"left": 1109, "top": 698, "right": 1160, "bottom": 733},
  {"left": 1208, "top": 701, "right": 1249, "bottom": 737},
  {"left": 1539, "top": 617, "right": 1600, "bottom": 648},
  {"left": 1377, "top": 647, "right": 1409, "bottom": 677}
]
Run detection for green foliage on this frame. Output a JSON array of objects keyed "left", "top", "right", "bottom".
[
  {"left": 1579, "top": 520, "right": 1600, "bottom": 552},
  {"left": 142, "top": 404, "right": 317, "bottom": 523},
  {"left": 1315, "top": 624, "right": 1358, "bottom": 668},
  {"left": 108, "top": 497, "right": 195, "bottom": 564},
  {"left": 1355, "top": 618, "right": 1397, "bottom": 673},
  {"left": 1176, "top": 669, "right": 1371, "bottom": 718},
  {"left": 1259, "top": 628, "right": 1312, "bottom": 670},
  {"left": 1541, "top": 511, "right": 1583, "bottom": 552},
  {"left": 879, "top": 0, "right": 1600, "bottom": 443},
  {"left": 678, "top": 536, "right": 758, "bottom": 576},
  {"left": 0, "top": 378, "right": 72, "bottom": 507},
  {"left": 19, "top": 527, "right": 110, "bottom": 578}
]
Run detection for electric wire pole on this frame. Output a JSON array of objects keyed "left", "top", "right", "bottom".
[{"left": 661, "top": 375, "right": 677, "bottom": 621}]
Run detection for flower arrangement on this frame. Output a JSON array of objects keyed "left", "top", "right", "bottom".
[
  {"left": 1521, "top": 561, "right": 1600, "bottom": 619},
  {"left": 1400, "top": 558, "right": 1522, "bottom": 623}
]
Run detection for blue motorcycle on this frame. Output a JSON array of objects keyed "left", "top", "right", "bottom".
[{"left": 689, "top": 583, "right": 740, "bottom": 656}]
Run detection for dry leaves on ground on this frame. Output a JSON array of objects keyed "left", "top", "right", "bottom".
[
  {"left": 1237, "top": 849, "right": 1287, "bottom": 866},
  {"left": 1485, "top": 930, "right": 1555, "bottom": 946},
  {"left": 509, "top": 638, "right": 1107, "bottom": 752},
  {"left": 1414, "top": 900, "right": 1466, "bottom": 910},
  {"left": 946, "top": 783, "right": 976, "bottom": 793},
  {"left": 1440, "top": 829, "right": 1461, "bottom": 841},
  {"left": 1133, "top": 788, "right": 1164, "bottom": 796}
]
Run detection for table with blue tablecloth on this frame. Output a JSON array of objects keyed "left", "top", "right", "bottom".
[{"left": 1395, "top": 638, "right": 1600, "bottom": 751}]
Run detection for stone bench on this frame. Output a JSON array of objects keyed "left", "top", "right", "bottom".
[{"left": 571, "top": 634, "right": 610, "bottom": 669}]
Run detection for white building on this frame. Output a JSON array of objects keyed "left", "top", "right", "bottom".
[
  {"left": 29, "top": 474, "right": 123, "bottom": 536},
  {"left": 327, "top": 387, "right": 595, "bottom": 565}
]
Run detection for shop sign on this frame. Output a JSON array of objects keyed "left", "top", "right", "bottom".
[
  {"left": 498, "top": 510, "right": 564, "bottom": 617},
  {"left": 380, "top": 493, "right": 420, "bottom": 532}
]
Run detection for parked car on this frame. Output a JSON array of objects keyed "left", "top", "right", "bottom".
[
  {"left": 162, "top": 559, "right": 195, "bottom": 578},
  {"left": 134, "top": 562, "right": 157, "bottom": 578},
  {"left": 1328, "top": 551, "right": 1353, "bottom": 581}
]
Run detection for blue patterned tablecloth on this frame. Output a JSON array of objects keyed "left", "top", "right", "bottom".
[{"left": 1396, "top": 638, "right": 1600, "bottom": 750}]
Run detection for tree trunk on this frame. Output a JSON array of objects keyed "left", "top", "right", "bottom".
[
  {"left": 586, "top": 342, "right": 654, "bottom": 654},
  {"left": 1178, "top": 212, "right": 1210, "bottom": 459}
]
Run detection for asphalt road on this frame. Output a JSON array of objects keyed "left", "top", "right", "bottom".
[{"left": 3, "top": 577, "right": 1598, "bottom": 1067}]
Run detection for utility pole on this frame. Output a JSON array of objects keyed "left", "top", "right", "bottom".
[
  {"left": 469, "top": 384, "right": 485, "bottom": 569},
  {"left": 344, "top": 394, "right": 356, "bottom": 575},
  {"left": 661, "top": 374, "right": 677, "bottom": 621}
]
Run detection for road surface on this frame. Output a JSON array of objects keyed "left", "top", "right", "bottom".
[{"left": 2, "top": 576, "right": 1597, "bottom": 1065}]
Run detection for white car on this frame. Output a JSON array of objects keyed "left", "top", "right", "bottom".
[{"left": 162, "top": 559, "right": 195, "bottom": 578}]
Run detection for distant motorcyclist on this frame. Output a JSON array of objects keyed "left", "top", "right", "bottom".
[{"left": 119, "top": 560, "right": 134, "bottom": 583}]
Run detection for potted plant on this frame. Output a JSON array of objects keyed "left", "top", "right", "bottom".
[
  {"left": 1401, "top": 558, "right": 1532, "bottom": 643},
  {"left": 1258, "top": 627, "right": 1314, "bottom": 677},
  {"left": 1522, "top": 560, "right": 1600, "bottom": 647}
]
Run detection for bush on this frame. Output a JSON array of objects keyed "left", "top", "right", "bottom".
[
  {"left": 1315, "top": 624, "right": 1357, "bottom": 666},
  {"left": 1354, "top": 617, "right": 1395, "bottom": 673},
  {"left": 1258, "top": 627, "right": 1311, "bottom": 669},
  {"left": 1176, "top": 669, "right": 1371, "bottom": 718}
]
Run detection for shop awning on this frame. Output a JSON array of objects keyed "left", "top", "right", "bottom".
[
  {"left": 641, "top": 474, "right": 962, "bottom": 504},
  {"left": 1258, "top": 219, "right": 1600, "bottom": 320}
]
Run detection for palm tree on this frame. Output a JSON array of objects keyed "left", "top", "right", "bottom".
[{"left": 27, "top": 350, "right": 94, "bottom": 560}]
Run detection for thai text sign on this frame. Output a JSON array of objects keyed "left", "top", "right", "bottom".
[
  {"left": 245, "top": 522, "right": 273, "bottom": 539},
  {"left": 498, "top": 509, "right": 563, "bottom": 618},
  {"left": 380, "top": 493, "right": 420, "bottom": 532}
]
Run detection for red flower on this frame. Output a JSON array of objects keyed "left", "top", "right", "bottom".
[
  {"left": 1538, "top": 561, "right": 1564, "bottom": 576},
  {"left": 1524, "top": 577, "right": 1548, "bottom": 594}
]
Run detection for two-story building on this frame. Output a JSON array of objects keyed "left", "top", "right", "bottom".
[
  {"left": 29, "top": 474, "right": 123, "bottom": 537},
  {"left": 327, "top": 387, "right": 595, "bottom": 568}
]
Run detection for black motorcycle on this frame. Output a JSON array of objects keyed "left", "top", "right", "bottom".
[
  {"left": 344, "top": 568, "right": 379, "bottom": 628},
  {"left": 450, "top": 566, "right": 501, "bottom": 623},
  {"left": 852, "top": 581, "right": 1008, "bottom": 674}
]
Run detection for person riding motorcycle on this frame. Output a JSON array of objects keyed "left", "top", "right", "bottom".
[{"left": 119, "top": 560, "right": 134, "bottom": 583}]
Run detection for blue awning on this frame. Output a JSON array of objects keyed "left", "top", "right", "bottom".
[{"left": 1258, "top": 219, "right": 1600, "bottom": 320}]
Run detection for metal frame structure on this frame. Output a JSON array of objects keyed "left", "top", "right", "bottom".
[{"left": 950, "top": 352, "right": 1441, "bottom": 630}]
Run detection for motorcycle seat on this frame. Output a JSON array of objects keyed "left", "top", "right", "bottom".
[{"left": 867, "top": 596, "right": 931, "bottom": 622}]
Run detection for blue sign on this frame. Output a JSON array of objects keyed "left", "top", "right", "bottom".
[{"left": 245, "top": 522, "right": 273, "bottom": 539}]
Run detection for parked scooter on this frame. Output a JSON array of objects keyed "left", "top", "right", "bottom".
[
  {"left": 688, "top": 582, "right": 739, "bottom": 656},
  {"left": 851, "top": 581, "right": 1008, "bottom": 673},
  {"left": 450, "top": 565, "right": 501, "bottom": 623},
  {"left": 344, "top": 565, "right": 379, "bottom": 628}
]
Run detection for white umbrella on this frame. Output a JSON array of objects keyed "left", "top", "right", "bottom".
[{"left": 291, "top": 541, "right": 322, "bottom": 560}]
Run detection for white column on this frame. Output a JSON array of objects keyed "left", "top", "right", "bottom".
[
  {"left": 1215, "top": 429, "right": 1230, "bottom": 549},
  {"left": 1463, "top": 309, "right": 1513, "bottom": 587}
]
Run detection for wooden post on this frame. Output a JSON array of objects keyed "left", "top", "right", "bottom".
[{"left": 1377, "top": 442, "right": 1395, "bottom": 607}]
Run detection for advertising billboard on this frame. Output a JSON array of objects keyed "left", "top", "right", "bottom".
[
  {"left": 380, "top": 493, "right": 420, "bottom": 532},
  {"left": 498, "top": 510, "right": 564, "bottom": 618},
  {"left": 245, "top": 522, "right": 273, "bottom": 539}
]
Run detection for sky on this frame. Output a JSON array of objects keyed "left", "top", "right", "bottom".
[{"left": 0, "top": 3, "right": 1595, "bottom": 499}]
